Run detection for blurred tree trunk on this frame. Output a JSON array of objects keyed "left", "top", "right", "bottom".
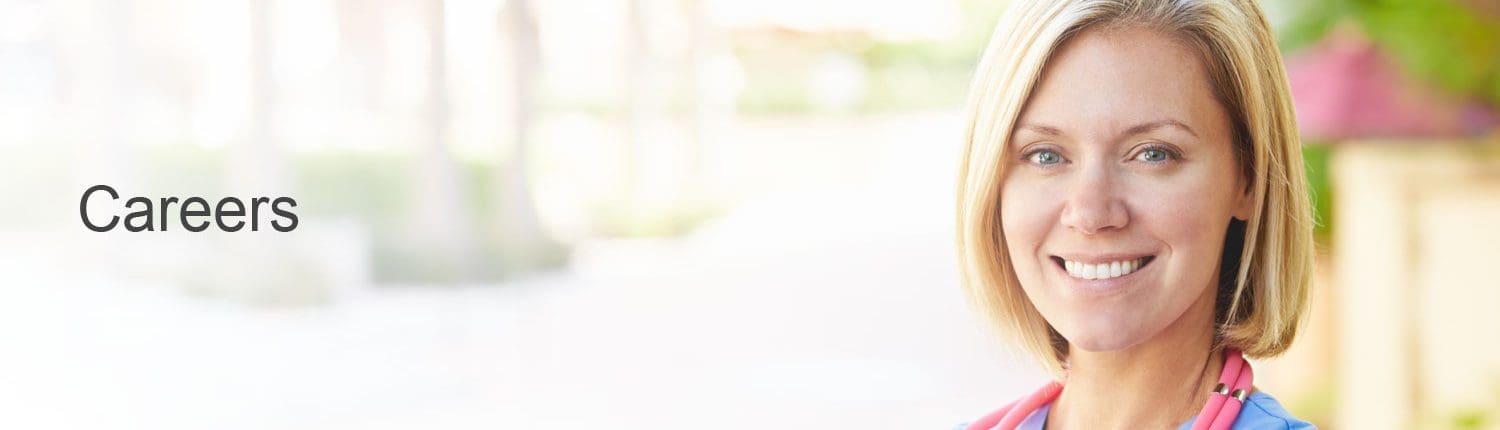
[
  {"left": 624, "top": 0, "right": 649, "bottom": 217},
  {"left": 233, "top": 0, "right": 289, "bottom": 195},
  {"left": 335, "top": 0, "right": 386, "bottom": 110},
  {"left": 67, "top": 0, "right": 137, "bottom": 191},
  {"left": 623, "top": 0, "right": 706, "bottom": 233},
  {"left": 102, "top": 0, "right": 134, "bottom": 181},
  {"left": 222, "top": 0, "right": 319, "bottom": 305},
  {"left": 413, "top": 0, "right": 478, "bottom": 281},
  {"left": 494, "top": 0, "right": 564, "bottom": 273},
  {"left": 685, "top": 0, "right": 705, "bottom": 186},
  {"left": 684, "top": 0, "right": 725, "bottom": 201}
]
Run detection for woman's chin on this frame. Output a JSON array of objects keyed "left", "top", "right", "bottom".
[
  {"left": 1059, "top": 323, "right": 1150, "bottom": 352},
  {"left": 1067, "top": 336, "right": 1138, "bottom": 352}
]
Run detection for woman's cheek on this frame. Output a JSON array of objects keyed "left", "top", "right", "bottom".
[
  {"left": 1000, "top": 176, "right": 1063, "bottom": 263},
  {"left": 1128, "top": 171, "right": 1234, "bottom": 250}
]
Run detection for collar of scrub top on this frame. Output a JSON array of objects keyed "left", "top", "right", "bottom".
[{"left": 965, "top": 348, "right": 1254, "bottom": 430}]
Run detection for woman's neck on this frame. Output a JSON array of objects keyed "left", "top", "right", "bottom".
[{"left": 1045, "top": 289, "right": 1223, "bottom": 430}]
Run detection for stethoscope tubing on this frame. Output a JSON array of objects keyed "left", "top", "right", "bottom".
[{"left": 968, "top": 349, "right": 1254, "bottom": 430}]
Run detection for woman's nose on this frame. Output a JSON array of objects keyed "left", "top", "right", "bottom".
[{"left": 1059, "top": 164, "right": 1128, "bottom": 234}]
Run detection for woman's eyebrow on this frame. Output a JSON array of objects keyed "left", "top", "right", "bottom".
[
  {"left": 1123, "top": 119, "right": 1198, "bottom": 139},
  {"left": 1016, "top": 123, "right": 1064, "bottom": 136},
  {"left": 1015, "top": 119, "right": 1199, "bottom": 139}
]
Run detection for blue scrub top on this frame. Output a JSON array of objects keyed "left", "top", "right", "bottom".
[{"left": 959, "top": 391, "right": 1316, "bottom": 429}]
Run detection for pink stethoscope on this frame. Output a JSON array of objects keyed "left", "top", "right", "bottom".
[{"left": 965, "top": 349, "right": 1254, "bottom": 430}]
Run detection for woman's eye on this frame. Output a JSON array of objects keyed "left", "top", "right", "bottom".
[
  {"left": 1134, "top": 147, "right": 1176, "bottom": 163},
  {"left": 1027, "top": 150, "right": 1063, "bottom": 165}
]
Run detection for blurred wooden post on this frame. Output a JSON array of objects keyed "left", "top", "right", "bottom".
[
  {"left": 1332, "top": 142, "right": 1419, "bottom": 430},
  {"left": 1331, "top": 139, "right": 1500, "bottom": 429}
]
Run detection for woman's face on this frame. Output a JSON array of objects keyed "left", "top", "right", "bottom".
[{"left": 1000, "top": 27, "right": 1252, "bottom": 352}]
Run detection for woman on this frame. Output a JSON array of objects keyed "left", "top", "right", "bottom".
[{"left": 954, "top": 0, "right": 1317, "bottom": 428}]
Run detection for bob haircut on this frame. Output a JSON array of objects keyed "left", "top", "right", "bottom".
[{"left": 956, "top": 0, "right": 1314, "bottom": 375}]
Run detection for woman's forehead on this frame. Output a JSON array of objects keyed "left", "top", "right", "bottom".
[{"left": 1018, "top": 26, "right": 1229, "bottom": 139}]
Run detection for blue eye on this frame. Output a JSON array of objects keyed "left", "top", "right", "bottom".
[
  {"left": 1027, "top": 149, "right": 1063, "bottom": 166},
  {"left": 1134, "top": 145, "right": 1178, "bottom": 163}
]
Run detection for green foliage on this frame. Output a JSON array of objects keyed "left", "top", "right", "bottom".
[
  {"left": 1449, "top": 407, "right": 1488, "bottom": 429},
  {"left": 295, "top": 151, "right": 412, "bottom": 225},
  {"left": 731, "top": 0, "right": 1011, "bottom": 113},
  {"left": 1286, "top": 376, "right": 1336, "bottom": 429},
  {"left": 1302, "top": 143, "right": 1334, "bottom": 245},
  {"left": 1276, "top": 0, "right": 1347, "bottom": 53},
  {"left": 298, "top": 150, "right": 569, "bottom": 282},
  {"left": 855, "top": 0, "right": 1011, "bottom": 111},
  {"left": 1277, "top": 0, "right": 1500, "bottom": 107}
]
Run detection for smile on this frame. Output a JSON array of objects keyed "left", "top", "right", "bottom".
[{"left": 1051, "top": 256, "right": 1156, "bottom": 280}]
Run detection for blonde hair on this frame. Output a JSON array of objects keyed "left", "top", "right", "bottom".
[{"left": 955, "top": 0, "right": 1314, "bottom": 376}]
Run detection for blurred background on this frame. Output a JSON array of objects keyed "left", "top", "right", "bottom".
[{"left": 0, "top": 0, "right": 1496, "bottom": 428}]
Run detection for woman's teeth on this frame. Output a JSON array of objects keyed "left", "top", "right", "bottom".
[{"left": 1064, "top": 257, "right": 1148, "bottom": 280}]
